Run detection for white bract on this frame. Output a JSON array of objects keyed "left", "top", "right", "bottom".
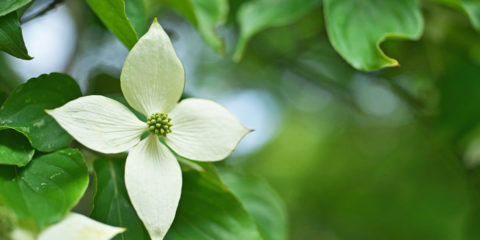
[
  {"left": 10, "top": 213, "right": 124, "bottom": 240},
  {"left": 47, "top": 20, "right": 249, "bottom": 240}
]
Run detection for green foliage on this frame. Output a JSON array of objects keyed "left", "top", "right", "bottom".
[
  {"left": 86, "top": 0, "right": 142, "bottom": 49},
  {"left": 0, "top": 149, "right": 88, "bottom": 232},
  {"left": 166, "top": 165, "right": 263, "bottom": 240},
  {"left": 323, "top": 0, "right": 424, "bottom": 71},
  {"left": 0, "top": 12, "right": 32, "bottom": 60},
  {"left": 165, "top": 0, "right": 228, "bottom": 53},
  {"left": 91, "top": 158, "right": 150, "bottom": 240},
  {"left": 0, "top": 129, "right": 34, "bottom": 167},
  {"left": 0, "top": 0, "right": 31, "bottom": 16},
  {"left": 460, "top": 0, "right": 480, "bottom": 30},
  {"left": 219, "top": 169, "right": 288, "bottom": 240},
  {"left": 233, "top": 0, "right": 321, "bottom": 61},
  {"left": 92, "top": 158, "right": 264, "bottom": 240},
  {"left": 0, "top": 73, "right": 82, "bottom": 152}
]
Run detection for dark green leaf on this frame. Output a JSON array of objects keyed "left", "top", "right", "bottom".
[
  {"left": 0, "top": 129, "right": 34, "bottom": 167},
  {"left": 165, "top": 0, "right": 228, "bottom": 53},
  {"left": 323, "top": 0, "right": 424, "bottom": 71},
  {"left": 0, "top": 0, "right": 31, "bottom": 16},
  {"left": 0, "top": 90, "right": 7, "bottom": 105},
  {"left": 0, "top": 73, "right": 82, "bottom": 152},
  {"left": 233, "top": 0, "right": 321, "bottom": 61},
  {"left": 166, "top": 167, "right": 263, "bottom": 240},
  {"left": 0, "top": 148, "right": 89, "bottom": 231},
  {"left": 218, "top": 169, "right": 288, "bottom": 240},
  {"left": 90, "top": 158, "right": 149, "bottom": 240},
  {"left": 86, "top": 0, "right": 140, "bottom": 49},
  {"left": 0, "top": 12, "right": 32, "bottom": 60}
]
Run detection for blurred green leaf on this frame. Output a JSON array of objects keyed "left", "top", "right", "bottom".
[
  {"left": 0, "top": 0, "right": 31, "bottom": 16},
  {"left": 432, "top": 0, "right": 480, "bottom": 30},
  {"left": 90, "top": 158, "right": 150, "bottom": 240},
  {"left": 0, "top": 12, "right": 32, "bottom": 60},
  {"left": 0, "top": 129, "right": 34, "bottom": 167},
  {"left": 166, "top": 166, "right": 262, "bottom": 240},
  {"left": 219, "top": 168, "right": 288, "bottom": 240},
  {"left": 86, "top": 0, "right": 140, "bottom": 49},
  {"left": 233, "top": 0, "right": 321, "bottom": 61},
  {"left": 0, "top": 73, "right": 82, "bottom": 152},
  {"left": 0, "top": 148, "right": 88, "bottom": 232},
  {"left": 323, "top": 0, "right": 424, "bottom": 71},
  {"left": 165, "top": 0, "right": 228, "bottom": 53},
  {"left": 460, "top": 0, "right": 480, "bottom": 30}
]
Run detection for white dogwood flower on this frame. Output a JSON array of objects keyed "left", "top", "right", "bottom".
[{"left": 47, "top": 20, "right": 250, "bottom": 240}]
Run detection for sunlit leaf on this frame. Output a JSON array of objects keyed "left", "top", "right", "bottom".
[
  {"left": 86, "top": 0, "right": 140, "bottom": 49},
  {"left": 0, "top": 73, "right": 82, "bottom": 152},
  {"left": 0, "top": 129, "right": 34, "bottom": 167},
  {"left": 0, "top": 0, "right": 31, "bottom": 16},
  {"left": 323, "top": 0, "right": 424, "bottom": 71},
  {"left": 233, "top": 0, "right": 321, "bottom": 61},
  {"left": 219, "top": 169, "right": 288, "bottom": 240},
  {"left": 165, "top": 0, "right": 228, "bottom": 53},
  {"left": 0, "top": 12, "right": 32, "bottom": 60},
  {"left": 166, "top": 166, "right": 262, "bottom": 240},
  {"left": 90, "top": 158, "right": 149, "bottom": 240},
  {"left": 0, "top": 149, "right": 89, "bottom": 231}
]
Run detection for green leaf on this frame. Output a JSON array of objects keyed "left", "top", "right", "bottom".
[
  {"left": 460, "top": 0, "right": 480, "bottom": 30},
  {"left": 0, "top": 129, "right": 34, "bottom": 167},
  {"left": 0, "top": 73, "right": 82, "bottom": 152},
  {"left": 233, "top": 0, "right": 321, "bottom": 61},
  {"left": 0, "top": 12, "right": 32, "bottom": 60},
  {"left": 166, "top": 166, "right": 263, "bottom": 240},
  {"left": 90, "top": 158, "right": 149, "bottom": 240},
  {"left": 165, "top": 0, "right": 228, "bottom": 53},
  {"left": 125, "top": 0, "right": 148, "bottom": 37},
  {"left": 323, "top": 0, "right": 424, "bottom": 71},
  {"left": 86, "top": 0, "right": 140, "bottom": 49},
  {"left": 218, "top": 169, "right": 288, "bottom": 240},
  {"left": 0, "top": 148, "right": 89, "bottom": 231},
  {"left": 0, "top": 0, "right": 31, "bottom": 16}
]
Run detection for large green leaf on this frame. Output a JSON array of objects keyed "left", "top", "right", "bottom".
[
  {"left": 0, "top": 148, "right": 89, "bottom": 232},
  {"left": 323, "top": 0, "right": 424, "bottom": 71},
  {"left": 166, "top": 166, "right": 262, "bottom": 240},
  {"left": 218, "top": 169, "right": 288, "bottom": 240},
  {"left": 90, "top": 158, "right": 149, "bottom": 240},
  {"left": 0, "top": 73, "right": 82, "bottom": 152},
  {"left": 233, "top": 0, "right": 321, "bottom": 61},
  {"left": 165, "top": 0, "right": 228, "bottom": 53},
  {"left": 0, "top": 129, "right": 34, "bottom": 167},
  {"left": 0, "top": 0, "right": 31, "bottom": 16},
  {"left": 91, "top": 159, "right": 262, "bottom": 239},
  {"left": 86, "top": 0, "right": 140, "bottom": 49},
  {"left": 0, "top": 12, "right": 32, "bottom": 60}
]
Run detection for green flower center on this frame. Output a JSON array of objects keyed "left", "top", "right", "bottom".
[{"left": 147, "top": 113, "right": 173, "bottom": 136}]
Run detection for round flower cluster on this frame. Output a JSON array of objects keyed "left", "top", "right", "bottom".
[{"left": 147, "top": 112, "right": 173, "bottom": 136}]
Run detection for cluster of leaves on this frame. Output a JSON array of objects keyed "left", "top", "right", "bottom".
[
  {"left": 1, "top": 0, "right": 480, "bottom": 239},
  {"left": 0, "top": 73, "right": 286, "bottom": 239},
  {"left": 2, "top": 0, "right": 480, "bottom": 72}
]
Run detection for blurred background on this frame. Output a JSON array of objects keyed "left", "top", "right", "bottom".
[{"left": 2, "top": 0, "right": 480, "bottom": 239}]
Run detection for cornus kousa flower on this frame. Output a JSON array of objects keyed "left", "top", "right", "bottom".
[{"left": 47, "top": 20, "right": 250, "bottom": 240}]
